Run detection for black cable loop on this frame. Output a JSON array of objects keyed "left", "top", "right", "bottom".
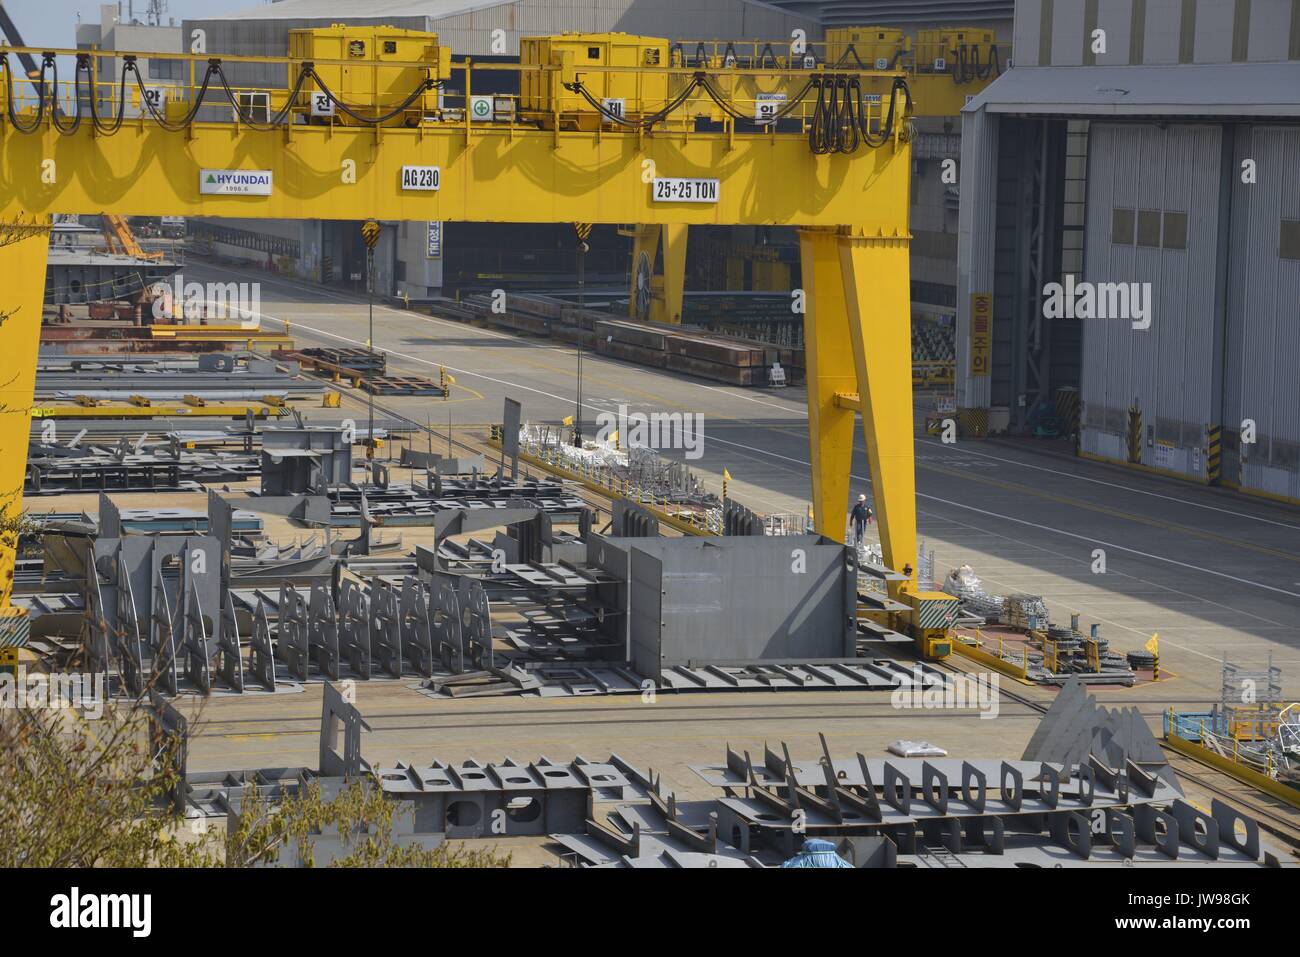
[
  {"left": 694, "top": 73, "right": 813, "bottom": 126},
  {"left": 128, "top": 58, "right": 221, "bottom": 131},
  {"left": 2, "top": 52, "right": 50, "bottom": 133},
  {"left": 807, "top": 75, "right": 831, "bottom": 154},
  {"left": 307, "top": 66, "right": 438, "bottom": 125},
  {"left": 83, "top": 53, "right": 131, "bottom": 136},
  {"left": 840, "top": 75, "right": 861, "bottom": 153},
  {"left": 210, "top": 61, "right": 310, "bottom": 130},
  {"left": 563, "top": 76, "right": 702, "bottom": 129},
  {"left": 47, "top": 55, "right": 83, "bottom": 135},
  {"left": 834, "top": 44, "right": 866, "bottom": 69}
]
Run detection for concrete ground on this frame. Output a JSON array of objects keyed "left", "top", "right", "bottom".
[
  {"left": 37, "top": 258, "right": 1299, "bottom": 859},
  {"left": 180, "top": 259, "right": 1300, "bottom": 705}
]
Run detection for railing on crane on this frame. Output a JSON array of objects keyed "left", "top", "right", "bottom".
[{"left": 0, "top": 30, "right": 913, "bottom": 154}]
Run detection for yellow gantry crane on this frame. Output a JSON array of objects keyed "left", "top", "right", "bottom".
[{"left": 0, "top": 26, "right": 955, "bottom": 656}]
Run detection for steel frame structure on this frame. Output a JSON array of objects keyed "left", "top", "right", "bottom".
[{"left": 0, "top": 43, "right": 932, "bottom": 645}]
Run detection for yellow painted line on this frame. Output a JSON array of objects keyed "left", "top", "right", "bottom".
[
  {"left": 1078, "top": 450, "right": 1213, "bottom": 488},
  {"left": 1221, "top": 479, "right": 1300, "bottom": 509}
]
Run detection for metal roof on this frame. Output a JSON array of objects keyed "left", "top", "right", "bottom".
[
  {"left": 202, "top": 0, "right": 513, "bottom": 21},
  {"left": 205, "top": 0, "right": 1011, "bottom": 25},
  {"left": 764, "top": 0, "right": 1013, "bottom": 26},
  {"left": 964, "top": 62, "right": 1300, "bottom": 118}
]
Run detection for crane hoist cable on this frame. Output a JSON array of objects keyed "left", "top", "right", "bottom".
[
  {"left": 0, "top": 53, "right": 440, "bottom": 135},
  {"left": 0, "top": 51, "right": 49, "bottom": 132},
  {"left": 808, "top": 73, "right": 911, "bottom": 154},
  {"left": 305, "top": 66, "right": 439, "bottom": 126},
  {"left": 562, "top": 74, "right": 706, "bottom": 130},
  {"left": 950, "top": 44, "right": 1001, "bottom": 84},
  {"left": 695, "top": 73, "right": 814, "bottom": 123},
  {"left": 832, "top": 45, "right": 905, "bottom": 72}
]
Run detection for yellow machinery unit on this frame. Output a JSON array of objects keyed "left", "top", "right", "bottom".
[
  {"left": 823, "top": 25, "right": 1002, "bottom": 115},
  {"left": 520, "top": 32, "right": 676, "bottom": 130},
  {"left": 915, "top": 26, "right": 1000, "bottom": 79},
  {"left": 288, "top": 24, "right": 451, "bottom": 126},
  {"left": 824, "top": 27, "right": 909, "bottom": 71},
  {"left": 909, "top": 593, "right": 960, "bottom": 659}
]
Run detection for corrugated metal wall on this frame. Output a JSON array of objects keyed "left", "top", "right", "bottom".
[
  {"left": 432, "top": 0, "right": 818, "bottom": 52},
  {"left": 191, "top": 0, "right": 819, "bottom": 64},
  {"left": 1079, "top": 122, "right": 1223, "bottom": 478},
  {"left": 1016, "top": 0, "right": 1300, "bottom": 66},
  {"left": 955, "top": 105, "right": 998, "bottom": 409},
  {"left": 1225, "top": 125, "right": 1300, "bottom": 500}
]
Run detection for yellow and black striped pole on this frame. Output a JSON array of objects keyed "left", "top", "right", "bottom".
[
  {"left": 1206, "top": 424, "right": 1222, "bottom": 484},
  {"left": 1126, "top": 404, "right": 1143, "bottom": 464}
]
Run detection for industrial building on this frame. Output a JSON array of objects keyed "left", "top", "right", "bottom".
[
  {"left": 75, "top": 2, "right": 183, "bottom": 106},
  {"left": 957, "top": 0, "right": 1300, "bottom": 504}
]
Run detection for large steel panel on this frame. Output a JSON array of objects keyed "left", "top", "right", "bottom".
[
  {"left": 1224, "top": 125, "right": 1300, "bottom": 500},
  {"left": 616, "top": 535, "right": 855, "bottom": 677},
  {"left": 1079, "top": 122, "right": 1222, "bottom": 478},
  {"left": 627, "top": 547, "right": 663, "bottom": 679}
]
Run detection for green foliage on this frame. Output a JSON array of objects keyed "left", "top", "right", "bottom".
[
  {"left": 225, "top": 778, "right": 511, "bottom": 868},
  {"left": 0, "top": 697, "right": 511, "bottom": 869},
  {"left": 0, "top": 700, "right": 205, "bottom": 867}
]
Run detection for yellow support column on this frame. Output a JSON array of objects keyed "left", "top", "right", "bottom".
[
  {"left": 0, "top": 216, "right": 51, "bottom": 631},
  {"left": 628, "top": 224, "right": 662, "bottom": 320},
  {"left": 798, "top": 227, "right": 857, "bottom": 545},
  {"left": 626, "top": 223, "right": 686, "bottom": 325},
  {"left": 838, "top": 227, "right": 917, "bottom": 598},
  {"left": 660, "top": 223, "right": 687, "bottom": 325}
]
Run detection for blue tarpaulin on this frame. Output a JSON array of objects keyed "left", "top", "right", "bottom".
[{"left": 780, "top": 839, "right": 853, "bottom": 868}]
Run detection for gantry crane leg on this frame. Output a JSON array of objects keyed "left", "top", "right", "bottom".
[
  {"left": 839, "top": 229, "right": 918, "bottom": 600},
  {"left": 798, "top": 227, "right": 857, "bottom": 547},
  {"left": 659, "top": 224, "right": 687, "bottom": 325},
  {"left": 626, "top": 223, "right": 686, "bottom": 325},
  {"left": 0, "top": 216, "right": 51, "bottom": 626},
  {"left": 799, "top": 226, "right": 917, "bottom": 601}
]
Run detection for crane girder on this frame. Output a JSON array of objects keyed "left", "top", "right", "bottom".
[{"left": 0, "top": 123, "right": 910, "bottom": 226}]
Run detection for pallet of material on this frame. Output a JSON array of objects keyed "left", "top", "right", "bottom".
[
  {"left": 509, "top": 294, "right": 567, "bottom": 320},
  {"left": 560, "top": 305, "right": 608, "bottom": 330},
  {"left": 662, "top": 331, "right": 768, "bottom": 368},
  {"left": 301, "top": 347, "right": 386, "bottom": 375},
  {"left": 664, "top": 353, "right": 760, "bottom": 385},
  {"left": 360, "top": 375, "right": 445, "bottom": 397},
  {"left": 595, "top": 337, "right": 669, "bottom": 368},
  {"left": 594, "top": 318, "right": 672, "bottom": 352}
]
